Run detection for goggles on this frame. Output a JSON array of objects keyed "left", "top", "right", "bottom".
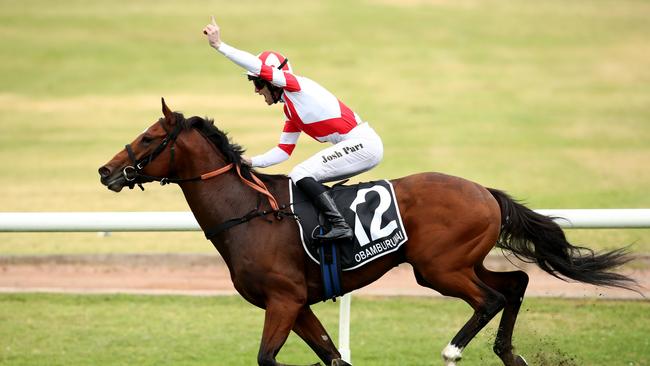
[
  {"left": 247, "top": 75, "right": 267, "bottom": 90},
  {"left": 246, "top": 57, "right": 289, "bottom": 91}
]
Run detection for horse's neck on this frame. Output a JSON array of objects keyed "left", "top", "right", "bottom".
[
  {"left": 175, "top": 153, "right": 285, "bottom": 255},
  {"left": 172, "top": 133, "right": 289, "bottom": 257},
  {"left": 178, "top": 160, "right": 250, "bottom": 226}
]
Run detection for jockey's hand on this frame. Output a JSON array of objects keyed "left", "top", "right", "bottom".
[
  {"left": 241, "top": 155, "right": 252, "bottom": 166},
  {"left": 202, "top": 16, "right": 221, "bottom": 49}
]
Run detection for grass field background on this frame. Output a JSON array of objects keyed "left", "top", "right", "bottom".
[
  {"left": 1, "top": 0, "right": 649, "bottom": 254},
  {"left": 1, "top": 294, "right": 648, "bottom": 366}
]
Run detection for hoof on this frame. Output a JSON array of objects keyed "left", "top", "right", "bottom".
[
  {"left": 442, "top": 343, "right": 463, "bottom": 366},
  {"left": 331, "top": 358, "right": 351, "bottom": 366},
  {"left": 515, "top": 355, "right": 528, "bottom": 366}
]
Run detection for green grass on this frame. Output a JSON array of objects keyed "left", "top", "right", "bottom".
[
  {"left": 0, "top": 294, "right": 648, "bottom": 366},
  {"left": 0, "top": 0, "right": 649, "bottom": 254}
]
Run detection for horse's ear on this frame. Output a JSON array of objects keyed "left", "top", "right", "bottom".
[{"left": 161, "top": 97, "right": 176, "bottom": 125}]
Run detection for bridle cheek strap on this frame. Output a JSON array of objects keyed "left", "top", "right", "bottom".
[{"left": 126, "top": 144, "right": 137, "bottom": 165}]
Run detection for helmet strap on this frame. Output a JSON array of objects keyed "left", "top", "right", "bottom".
[{"left": 270, "top": 85, "right": 284, "bottom": 104}]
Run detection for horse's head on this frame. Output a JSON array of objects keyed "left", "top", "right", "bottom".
[
  {"left": 99, "top": 98, "right": 281, "bottom": 214},
  {"left": 98, "top": 98, "right": 186, "bottom": 191}
]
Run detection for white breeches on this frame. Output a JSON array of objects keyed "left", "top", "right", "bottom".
[{"left": 289, "top": 123, "right": 383, "bottom": 183}]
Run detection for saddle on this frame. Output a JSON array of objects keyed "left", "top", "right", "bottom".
[{"left": 289, "top": 179, "right": 409, "bottom": 300}]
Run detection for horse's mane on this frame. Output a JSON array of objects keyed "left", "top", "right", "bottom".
[{"left": 178, "top": 113, "right": 286, "bottom": 182}]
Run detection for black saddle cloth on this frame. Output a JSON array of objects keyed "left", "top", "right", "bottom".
[{"left": 289, "top": 179, "right": 408, "bottom": 271}]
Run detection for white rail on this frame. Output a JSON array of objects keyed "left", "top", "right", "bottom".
[
  {"left": 1, "top": 209, "right": 650, "bottom": 232},
  {"left": 1, "top": 209, "right": 649, "bottom": 364},
  {"left": 536, "top": 209, "right": 650, "bottom": 228},
  {"left": 0, "top": 211, "right": 199, "bottom": 232}
]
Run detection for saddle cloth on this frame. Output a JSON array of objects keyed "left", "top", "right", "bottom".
[{"left": 289, "top": 179, "right": 408, "bottom": 271}]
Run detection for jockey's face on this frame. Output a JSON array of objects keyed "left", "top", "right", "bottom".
[{"left": 255, "top": 83, "right": 275, "bottom": 105}]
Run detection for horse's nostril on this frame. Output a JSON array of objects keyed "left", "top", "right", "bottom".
[{"left": 98, "top": 166, "right": 111, "bottom": 178}]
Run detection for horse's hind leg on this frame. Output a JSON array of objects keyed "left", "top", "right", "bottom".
[
  {"left": 414, "top": 268, "right": 506, "bottom": 366},
  {"left": 292, "top": 306, "right": 350, "bottom": 366},
  {"left": 475, "top": 266, "right": 529, "bottom": 366}
]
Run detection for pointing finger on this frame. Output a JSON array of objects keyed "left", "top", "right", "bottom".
[{"left": 211, "top": 15, "right": 216, "bottom": 26}]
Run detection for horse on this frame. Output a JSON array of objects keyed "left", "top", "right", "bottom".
[{"left": 98, "top": 99, "right": 636, "bottom": 366}]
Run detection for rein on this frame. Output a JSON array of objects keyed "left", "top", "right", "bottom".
[{"left": 201, "top": 163, "right": 280, "bottom": 211}]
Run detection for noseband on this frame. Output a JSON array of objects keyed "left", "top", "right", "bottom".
[{"left": 122, "top": 119, "right": 279, "bottom": 211}]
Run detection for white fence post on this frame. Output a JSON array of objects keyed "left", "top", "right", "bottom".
[{"left": 339, "top": 293, "right": 352, "bottom": 363}]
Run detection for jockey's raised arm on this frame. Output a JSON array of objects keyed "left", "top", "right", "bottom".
[{"left": 203, "top": 17, "right": 384, "bottom": 242}]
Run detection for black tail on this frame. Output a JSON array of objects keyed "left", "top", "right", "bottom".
[{"left": 488, "top": 188, "right": 638, "bottom": 291}]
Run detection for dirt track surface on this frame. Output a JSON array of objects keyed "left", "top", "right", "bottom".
[{"left": 0, "top": 254, "right": 648, "bottom": 299}]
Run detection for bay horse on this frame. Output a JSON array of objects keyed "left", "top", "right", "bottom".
[{"left": 98, "top": 99, "right": 636, "bottom": 366}]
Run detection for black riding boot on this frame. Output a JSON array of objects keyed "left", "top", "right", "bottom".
[{"left": 296, "top": 177, "right": 353, "bottom": 241}]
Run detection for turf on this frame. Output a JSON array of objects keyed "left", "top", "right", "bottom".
[
  {"left": 0, "top": 0, "right": 648, "bottom": 254},
  {"left": 0, "top": 294, "right": 648, "bottom": 366}
]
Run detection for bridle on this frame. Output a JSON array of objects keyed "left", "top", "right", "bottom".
[
  {"left": 122, "top": 119, "right": 280, "bottom": 212},
  {"left": 123, "top": 119, "right": 183, "bottom": 188}
]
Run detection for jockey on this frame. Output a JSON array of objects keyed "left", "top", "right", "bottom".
[{"left": 203, "top": 18, "right": 383, "bottom": 241}]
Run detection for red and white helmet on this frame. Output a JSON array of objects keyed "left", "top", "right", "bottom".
[{"left": 247, "top": 50, "right": 292, "bottom": 76}]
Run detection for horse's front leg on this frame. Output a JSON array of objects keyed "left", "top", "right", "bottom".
[
  {"left": 258, "top": 297, "right": 321, "bottom": 366},
  {"left": 293, "top": 306, "right": 351, "bottom": 366},
  {"left": 258, "top": 297, "right": 301, "bottom": 366}
]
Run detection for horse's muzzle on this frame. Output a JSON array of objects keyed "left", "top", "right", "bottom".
[{"left": 98, "top": 165, "right": 126, "bottom": 192}]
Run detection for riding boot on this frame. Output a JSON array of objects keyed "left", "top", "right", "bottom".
[
  {"left": 296, "top": 177, "right": 353, "bottom": 241},
  {"left": 312, "top": 191, "right": 353, "bottom": 241}
]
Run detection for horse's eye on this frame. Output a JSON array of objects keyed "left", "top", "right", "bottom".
[{"left": 141, "top": 135, "right": 154, "bottom": 145}]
